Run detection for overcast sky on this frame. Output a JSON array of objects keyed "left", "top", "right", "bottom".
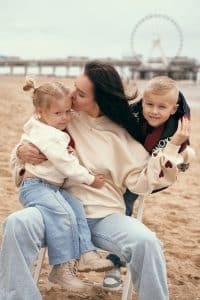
[{"left": 0, "top": 0, "right": 199, "bottom": 61}]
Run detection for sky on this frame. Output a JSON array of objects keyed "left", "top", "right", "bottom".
[{"left": 0, "top": 0, "right": 200, "bottom": 62}]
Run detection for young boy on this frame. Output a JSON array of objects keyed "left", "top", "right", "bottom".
[{"left": 103, "top": 76, "right": 195, "bottom": 290}]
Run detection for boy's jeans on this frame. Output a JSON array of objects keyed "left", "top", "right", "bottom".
[{"left": 19, "top": 178, "right": 95, "bottom": 265}]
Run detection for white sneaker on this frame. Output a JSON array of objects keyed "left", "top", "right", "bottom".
[{"left": 102, "top": 267, "right": 122, "bottom": 291}]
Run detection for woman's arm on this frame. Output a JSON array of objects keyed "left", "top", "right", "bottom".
[
  {"left": 126, "top": 142, "right": 180, "bottom": 195},
  {"left": 10, "top": 143, "right": 46, "bottom": 187},
  {"left": 17, "top": 143, "right": 46, "bottom": 165},
  {"left": 124, "top": 117, "right": 195, "bottom": 194}
]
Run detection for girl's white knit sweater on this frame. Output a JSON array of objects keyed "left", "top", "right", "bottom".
[{"left": 18, "top": 116, "right": 95, "bottom": 185}]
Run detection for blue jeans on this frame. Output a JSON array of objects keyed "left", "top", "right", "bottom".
[
  {"left": 19, "top": 178, "right": 95, "bottom": 265},
  {"left": 106, "top": 189, "right": 138, "bottom": 267},
  {"left": 0, "top": 209, "right": 168, "bottom": 300}
]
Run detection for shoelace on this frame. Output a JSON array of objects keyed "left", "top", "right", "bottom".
[{"left": 62, "top": 260, "right": 77, "bottom": 278}]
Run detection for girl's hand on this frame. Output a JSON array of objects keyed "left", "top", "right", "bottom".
[
  {"left": 170, "top": 117, "right": 190, "bottom": 146},
  {"left": 17, "top": 143, "right": 47, "bottom": 165},
  {"left": 90, "top": 174, "right": 105, "bottom": 189}
]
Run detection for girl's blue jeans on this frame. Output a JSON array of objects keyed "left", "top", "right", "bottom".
[{"left": 19, "top": 178, "right": 95, "bottom": 265}]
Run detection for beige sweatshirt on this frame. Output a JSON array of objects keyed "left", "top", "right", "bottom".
[
  {"left": 18, "top": 116, "right": 95, "bottom": 185},
  {"left": 11, "top": 112, "right": 187, "bottom": 218}
]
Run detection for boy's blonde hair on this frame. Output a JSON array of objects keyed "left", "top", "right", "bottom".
[
  {"left": 23, "top": 78, "right": 70, "bottom": 110},
  {"left": 144, "top": 76, "right": 179, "bottom": 102}
]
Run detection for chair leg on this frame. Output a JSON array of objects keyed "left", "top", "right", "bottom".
[
  {"left": 121, "top": 268, "right": 133, "bottom": 300},
  {"left": 47, "top": 265, "right": 53, "bottom": 291},
  {"left": 33, "top": 248, "right": 46, "bottom": 284},
  {"left": 136, "top": 195, "right": 145, "bottom": 222}
]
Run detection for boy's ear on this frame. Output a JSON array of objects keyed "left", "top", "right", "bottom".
[{"left": 171, "top": 103, "right": 179, "bottom": 115}]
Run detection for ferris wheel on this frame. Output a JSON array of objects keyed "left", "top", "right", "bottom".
[{"left": 130, "top": 14, "right": 183, "bottom": 65}]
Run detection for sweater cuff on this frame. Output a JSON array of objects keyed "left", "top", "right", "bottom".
[
  {"left": 163, "top": 141, "right": 180, "bottom": 156},
  {"left": 85, "top": 174, "right": 95, "bottom": 185},
  {"left": 163, "top": 141, "right": 183, "bottom": 164}
]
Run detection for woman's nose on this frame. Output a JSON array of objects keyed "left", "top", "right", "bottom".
[{"left": 70, "top": 88, "right": 76, "bottom": 101}]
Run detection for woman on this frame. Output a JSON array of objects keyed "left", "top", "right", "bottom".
[{"left": 0, "top": 61, "right": 184, "bottom": 300}]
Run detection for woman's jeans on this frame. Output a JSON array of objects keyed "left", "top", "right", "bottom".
[
  {"left": 0, "top": 208, "right": 169, "bottom": 300},
  {"left": 19, "top": 178, "right": 95, "bottom": 265},
  {"left": 107, "top": 189, "right": 138, "bottom": 267}
]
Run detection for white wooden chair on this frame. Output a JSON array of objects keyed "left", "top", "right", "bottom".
[{"left": 34, "top": 195, "right": 145, "bottom": 300}]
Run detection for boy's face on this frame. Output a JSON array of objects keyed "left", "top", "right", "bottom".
[{"left": 142, "top": 91, "right": 178, "bottom": 128}]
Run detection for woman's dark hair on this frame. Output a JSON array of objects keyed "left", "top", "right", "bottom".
[{"left": 84, "top": 60, "right": 141, "bottom": 141}]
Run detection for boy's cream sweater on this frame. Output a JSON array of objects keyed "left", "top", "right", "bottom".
[{"left": 11, "top": 112, "right": 184, "bottom": 218}]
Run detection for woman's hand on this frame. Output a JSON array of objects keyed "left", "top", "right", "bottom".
[
  {"left": 17, "top": 143, "right": 47, "bottom": 164},
  {"left": 170, "top": 117, "right": 190, "bottom": 146},
  {"left": 90, "top": 174, "right": 105, "bottom": 189}
]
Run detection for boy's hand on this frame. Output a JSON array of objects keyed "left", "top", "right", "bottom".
[
  {"left": 170, "top": 117, "right": 190, "bottom": 146},
  {"left": 17, "top": 143, "right": 47, "bottom": 164},
  {"left": 90, "top": 174, "right": 105, "bottom": 189}
]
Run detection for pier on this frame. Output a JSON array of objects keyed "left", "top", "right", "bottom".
[{"left": 0, "top": 56, "right": 199, "bottom": 80}]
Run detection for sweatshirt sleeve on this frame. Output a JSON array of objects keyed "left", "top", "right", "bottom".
[
  {"left": 125, "top": 141, "right": 181, "bottom": 196},
  {"left": 10, "top": 143, "right": 25, "bottom": 187},
  {"left": 37, "top": 137, "right": 95, "bottom": 185},
  {"left": 179, "top": 145, "right": 196, "bottom": 164}
]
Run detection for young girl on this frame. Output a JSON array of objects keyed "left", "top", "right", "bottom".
[{"left": 18, "top": 78, "right": 113, "bottom": 291}]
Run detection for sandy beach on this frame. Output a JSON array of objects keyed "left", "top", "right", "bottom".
[{"left": 0, "top": 76, "right": 199, "bottom": 300}]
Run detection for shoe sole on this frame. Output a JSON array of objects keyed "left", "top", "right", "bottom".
[
  {"left": 48, "top": 277, "right": 86, "bottom": 293},
  {"left": 78, "top": 264, "right": 114, "bottom": 273},
  {"left": 102, "top": 284, "right": 122, "bottom": 292}
]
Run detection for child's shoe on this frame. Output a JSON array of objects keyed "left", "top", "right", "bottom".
[
  {"left": 78, "top": 251, "right": 114, "bottom": 272},
  {"left": 103, "top": 266, "right": 122, "bottom": 290},
  {"left": 49, "top": 260, "right": 86, "bottom": 292}
]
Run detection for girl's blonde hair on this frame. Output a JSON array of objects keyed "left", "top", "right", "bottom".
[{"left": 23, "top": 78, "right": 70, "bottom": 110}]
